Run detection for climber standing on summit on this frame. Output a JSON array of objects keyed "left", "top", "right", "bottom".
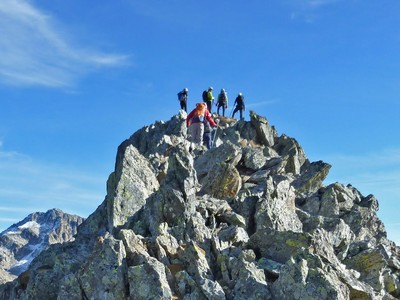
[
  {"left": 216, "top": 88, "right": 228, "bottom": 117},
  {"left": 186, "top": 102, "right": 216, "bottom": 148},
  {"left": 202, "top": 87, "right": 214, "bottom": 113},
  {"left": 232, "top": 92, "right": 245, "bottom": 120},
  {"left": 177, "top": 87, "right": 189, "bottom": 112}
]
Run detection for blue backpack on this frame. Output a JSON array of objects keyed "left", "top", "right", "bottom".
[{"left": 178, "top": 91, "right": 188, "bottom": 102}]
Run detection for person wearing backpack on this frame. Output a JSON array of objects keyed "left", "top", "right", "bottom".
[
  {"left": 216, "top": 88, "right": 228, "bottom": 116},
  {"left": 177, "top": 88, "right": 188, "bottom": 112},
  {"left": 232, "top": 92, "right": 245, "bottom": 120},
  {"left": 202, "top": 87, "right": 214, "bottom": 113},
  {"left": 186, "top": 102, "right": 216, "bottom": 147}
]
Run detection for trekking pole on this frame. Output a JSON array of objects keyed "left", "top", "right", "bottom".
[{"left": 229, "top": 106, "right": 234, "bottom": 118}]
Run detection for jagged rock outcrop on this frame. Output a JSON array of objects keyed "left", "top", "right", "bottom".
[
  {"left": 0, "top": 208, "right": 83, "bottom": 284},
  {"left": 1, "top": 110, "right": 399, "bottom": 299}
]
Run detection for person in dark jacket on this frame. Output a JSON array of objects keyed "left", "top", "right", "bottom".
[
  {"left": 232, "top": 93, "right": 245, "bottom": 120},
  {"left": 177, "top": 88, "right": 188, "bottom": 112},
  {"left": 202, "top": 87, "right": 214, "bottom": 113},
  {"left": 216, "top": 89, "right": 228, "bottom": 116}
]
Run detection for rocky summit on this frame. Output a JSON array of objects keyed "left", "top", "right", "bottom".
[{"left": 0, "top": 111, "right": 399, "bottom": 300}]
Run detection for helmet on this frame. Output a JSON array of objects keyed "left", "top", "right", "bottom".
[
  {"left": 238, "top": 92, "right": 242, "bottom": 96},
  {"left": 208, "top": 86, "right": 213, "bottom": 90},
  {"left": 184, "top": 88, "right": 188, "bottom": 92},
  {"left": 221, "top": 88, "right": 225, "bottom": 93}
]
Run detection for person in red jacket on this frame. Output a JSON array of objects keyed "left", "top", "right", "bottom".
[{"left": 186, "top": 102, "right": 216, "bottom": 147}]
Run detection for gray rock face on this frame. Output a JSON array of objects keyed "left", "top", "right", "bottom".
[
  {"left": 1, "top": 111, "right": 399, "bottom": 300},
  {"left": 0, "top": 209, "right": 83, "bottom": 284},
  {"left": 107, "top": 144, "right": 160, "bottom": 231}
]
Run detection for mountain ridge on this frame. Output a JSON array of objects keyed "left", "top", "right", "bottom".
[
  {"left": 0, "top": 208, "right": 84, "bottom": 284},
  {"left": 0, "top": 110, "right": 399, "bottom": 299}
]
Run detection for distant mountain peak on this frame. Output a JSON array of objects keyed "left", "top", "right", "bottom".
[{"left": 0, "top": 208, "right": 84, "bottom": 283}]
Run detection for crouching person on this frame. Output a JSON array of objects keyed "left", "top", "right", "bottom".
[{"left": 186, "top": 102, "right": 216, "bottom": 149}]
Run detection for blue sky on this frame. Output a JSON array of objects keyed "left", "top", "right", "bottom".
[{"left": 0, "top": 0, "right": 399, "bottom": 245}]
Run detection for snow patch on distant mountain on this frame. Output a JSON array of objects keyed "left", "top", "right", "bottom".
[
  {"left": 18, "top": 221, "right": 40, "bottom": 231},
  {"left": 0, "top": 209, "right": 84, "bottom": 284}
]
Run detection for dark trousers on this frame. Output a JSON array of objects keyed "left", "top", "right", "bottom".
[
  {"left": 217, "top": 104, "right": 225, "bottom": 116},
  {"left": 232, "top": 107, "right": 243, "bottom": 120},
  {"left": 180, "top": 100, "right": 187, "bottom": 112},
  {"left": 203, "top": 132, "right": 212, "bottom": 149},
  {"left": 205, "top": 100, "right": 212, "bottom": 113}
]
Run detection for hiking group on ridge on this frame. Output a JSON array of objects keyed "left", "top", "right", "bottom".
[
  {"left": 179, "top": 86, "right": 246, "bottom": 151},
  {"left": 178, "top": 86, "right": 246, "bottom": 119}
]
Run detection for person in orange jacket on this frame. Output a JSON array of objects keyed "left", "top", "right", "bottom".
[{"left": 186, "top": 102, "right": 216, "bottom": 146}]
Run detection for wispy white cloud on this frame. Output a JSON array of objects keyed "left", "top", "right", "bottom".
[
  {"left": 288, "top": 0, "right": 344, "bottom": 23},
  {"left": 0, "top": 206, "right": 35, "bottom": 213},
  {"left": 0, "top": 0, "right": 130, "bottom": 88},
  {"left": 0, "top": 218, "right": 20, "bottom": 222},
  {"left": 247, "top": 100, "right": 278, "bottom": 109},
  {"left": 324, "top": 148, "right": 400, "bottom": 192},
  {"left": 325, "top": 148, "right": 400, "bottom": 173},
  {"left": 0, "top": 147, "right": 106, "bottom": 232},
  {"left": 307, "top": 0, "right": 342, "bottom": 7}
]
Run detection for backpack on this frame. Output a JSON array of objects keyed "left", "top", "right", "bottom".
[
  {"left": 178, "top": 91, "right": 187, "bottom": 102},
  {"left": 192, "top": 103, "right": 206, "bottom": 122},
  {"left": 218, "top": 92, "right": 226, "bottom": 105},
  {"left": 202, "top": 90, "right": 208, "bottom": 102}
]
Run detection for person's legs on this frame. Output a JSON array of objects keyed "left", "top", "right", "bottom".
[
  {"left": 189, "top": 123, "right": 198, "bottom": 143},
  {"left": 203, "top": 132, "right": 212, "bottom": 149},
  {"left": 190, "top": 123, "right": 204, "bottom": 144},
  {"left": 198, "top": 123, "right": 204, "bottom": 145},
  {"left": 180, "top": 100, "right": 187, "bottom": 112},
  {"left": 232, "top": 107, "right": 239, "bottom": 118},
  {"left": 206, "top": 101, "right": 212, "bottom": 113}
]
